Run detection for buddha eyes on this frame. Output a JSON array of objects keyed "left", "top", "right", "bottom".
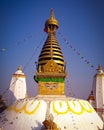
[
  {"left": 45, "top": 83, "right": 58, "bottom": 88},
  {"left": 45, "top": 83, "right": 50, "bottom": 87},
  {"left": 53, "top": 83, "right": 57, "bottom": 87}
]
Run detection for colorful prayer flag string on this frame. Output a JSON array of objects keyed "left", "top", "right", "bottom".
[
  {"left": 65, "top": 77, "right": 75, "bottom": 97},
  {"left": 0, "top": 33, "right": 32, "bottom": 53},
  {"left": 23, "top": 34, "right": 46, "bottom": 71},
  {"left": 57, "top": 31, "right": 95, "bottom": 69}
]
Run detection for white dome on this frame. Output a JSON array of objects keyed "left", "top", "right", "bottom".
[{"left": 0, "top": 95, "right": 103, "bottom": 130}]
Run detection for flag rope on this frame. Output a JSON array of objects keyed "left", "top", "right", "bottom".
[{"left": 57, "top": 31, "right": 96, "bottom": 70}]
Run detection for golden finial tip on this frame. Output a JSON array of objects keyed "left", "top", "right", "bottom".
[
  {"left": 17, "top": 66, "right": 22, "bottom": 70},
  {"left": 98, "top": 64, "right": 102, "bottom": 70},
  {"left": 50, "top": 9, "right": 55, "bottom": 19},
  {"left": 96, "top": 64, "right": 104, "bottom": 74},
  {"left": 44, "top": 9, "right": 58, "bottom": 32}
]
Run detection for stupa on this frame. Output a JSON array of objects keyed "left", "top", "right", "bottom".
[
  {"left": 88, "top": 64, "right": 104, "bottom": 121},
  {"left": 5, "top": 66, "right": 27, "bottom": 105},
  {"left": 0, "top": 10, "right": 103, "bottom": 130}
]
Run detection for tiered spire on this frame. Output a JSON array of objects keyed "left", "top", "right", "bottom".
[
  {"left": 36, "top": 9, "right": 65, "bottom": 74},
  {"left": 34, "top": 10, "right": 66, "bottom": 95},
  {"left": 38, "top": 9, "right": 64, "bottom": 71}
]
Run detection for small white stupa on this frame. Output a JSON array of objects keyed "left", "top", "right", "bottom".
[
  {"left": 8, "top": 66, "right": 27, "bottom": 104},
  {"left": 92, "top": 64, "right": 104, "bottom": 121}
]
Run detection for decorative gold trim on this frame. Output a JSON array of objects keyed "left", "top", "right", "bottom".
[
  {"left": 36, "top": 72, "right": 66, "bottom": 78},
  {"left": 13, "top": 74, "right": 25, "bottom": 78},
  {"left": 13, "top": 100, "right": 40, "bottom": 115},
  {"left": 94, "top": 74, "right": 104, "bottom": 78}
]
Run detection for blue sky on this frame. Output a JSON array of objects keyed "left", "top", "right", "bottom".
[{"left": 0, "top": 0, "right": 104, "bottom": 99}]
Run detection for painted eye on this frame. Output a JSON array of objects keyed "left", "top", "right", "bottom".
[
  {"left": 53, "top": 83, "right": 57, "bottom": 88},
  {"left": 45, "top": 83, "right": 50, "bottom": 87}
]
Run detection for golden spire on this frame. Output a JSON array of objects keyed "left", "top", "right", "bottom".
[
  {"left": 34, "top": 10, "right": 66, "bottom": 95},
  {"left": 37, "top": 9, "right": 65, "bottom": 73}
]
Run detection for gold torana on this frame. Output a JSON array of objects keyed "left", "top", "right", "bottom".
[{"left": 34, "top": 9, "right": 66, "bottom": 95}]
